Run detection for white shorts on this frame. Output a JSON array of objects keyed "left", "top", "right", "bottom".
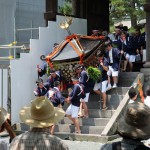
[
  {"left": 81, "top": 93, "right": 90, "bottom": 103},
  {"left": 100, "top": 80, "right": 108, "bottom": 93},
  {"left": 66, "top": 104, "right": 79, "bottom": 118},
  {"left": 107, "top": 66, "right": 119, "bottom": 77},
  {"left": 93, "top": 82, "right": 100, "bottom": 91},
  {"left": 126, "top": 53, "right": 136, "bottom": 62}
]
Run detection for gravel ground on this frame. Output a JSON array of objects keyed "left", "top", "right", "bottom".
[{"left": 63, "top": 140, "right": 104, "bottom": 150}]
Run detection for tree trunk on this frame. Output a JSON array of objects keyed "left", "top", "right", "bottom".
[{"left": 130, "top": 0, "right": 137, "bottom": 27}]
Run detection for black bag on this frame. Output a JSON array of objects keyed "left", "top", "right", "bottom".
[{"left": 135, "top": 54, "right": 141, "bottom": 62}]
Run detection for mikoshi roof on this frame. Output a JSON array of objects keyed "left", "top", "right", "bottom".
[{"left": 50, "top": 35, "right": 105, "bottom": 62}]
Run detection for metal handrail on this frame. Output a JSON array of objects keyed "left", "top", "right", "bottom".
[
  {"left": 16, "top": 28, "right": 39, "bottom": 31},
  {"left": 0, "top": 46, "right": 25, "bottom": 49},
  {"left": 0, "top": 45, "right": 29, "bottom": 60}
]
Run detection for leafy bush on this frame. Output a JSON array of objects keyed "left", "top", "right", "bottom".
[{"left": 87, "top": 66, "right": 101, "bottom": 82}]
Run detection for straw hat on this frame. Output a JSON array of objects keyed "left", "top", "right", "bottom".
[
  {"left": 0, "top": 107, "right": 8, "bottom": 125},
  {"left": 117, "top": 102, "right": 150, "bottom": 140},
  {"left": 20, "top": 96, "right": 65, "bottom": 128}
]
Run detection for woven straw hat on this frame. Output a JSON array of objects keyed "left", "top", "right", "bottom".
[
  {"left": 20, "top": 96, "right": 65, "bottom": 128},
  {"left": 117, "top": 102, "right": 150, "bottom": 140},
  {"left": 0, "top": 107, "right": 8, "bottom": 125}
]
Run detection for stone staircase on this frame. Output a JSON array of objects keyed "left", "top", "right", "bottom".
[
  {"left": 14, "top": 72, "right": 141, "bottom": 142},
  {"left": 53, "top": 72, "right": 140, "bottom": 142}
]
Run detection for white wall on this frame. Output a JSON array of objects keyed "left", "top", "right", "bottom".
[
  {"left": 11, "top": 15, "right": 87, "bottom": 124},
  {"left": 0, "top": 69, "right": 8, "bottom": 109}
]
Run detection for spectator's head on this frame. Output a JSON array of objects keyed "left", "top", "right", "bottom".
[
  {"left": 128, "top": 87, "right": 137, "bottom": 100},
  {"left": 114, "top": 27, "right": 121, "bottom": 35},
  {"left": 102, "top": 30, "right": 108, "bottom": 36},
  {"left": 120, "top": 31, "right": 127, "bottom": 40},
  {"left": 74, "top": 64, "right": 84, "bottom": 74},
  {"left": 117, "top": 102, "right": 150, "bottom": 140},
  {"left": 53, "top": 43, "right": 59, "bottom": 48},
  {"left": 19, "top": 96, "right": 65, "bottom": 128},
  {"left": 104, "top": 41, "right": 112, "bottom": 51},
  {"left": 135, "top": 28, "right": 141, "bottom": 36},
  {"left": 146, "top": 86, "right": 150, "bottom": 96},
  {"left": 92, "top": 29, "right": 100, "bottom": 36},
  {"left": 104, "top": 36, "right": 111, "bottom": 42},
  {"left": 50, "top": 68, "right": 57, "bottom": 78},
  {"left": 71, "top": 76, "right": 79, "bottom": 84},
  {"left": 0, "top": 107, "right": 7, "bottom": 126},
  {"left": 54, "top": 81, "right": 61, "bottom": 89},
  {"left": 97, "top": 50, "right": 105, "bottom": 61},
  {"left": 36, "top": 78, "right": 44, "bottom": 88}
]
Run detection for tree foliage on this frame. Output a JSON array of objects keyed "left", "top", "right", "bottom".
[
  {"left": 110, "top": 0, "right": 146, "bottom": 27},
  {"left": 59, "top": 0, "right": 72, "bottom": 15}
]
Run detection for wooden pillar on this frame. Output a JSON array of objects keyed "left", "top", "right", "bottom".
[
  {"left": 44, "top": 0, "right": 58, "bottom": 26},
  {"left": 72, "top": 0, "right": 80, "bottom": 17},
  {"left": 79, "top": 0, "right": 87, "bottom": 19},
  {"left": 144, "top": 0, "right": 150, "bottom": 67},
  {"left": 86, "top": 0, "right": 109, "bottom": 35}
]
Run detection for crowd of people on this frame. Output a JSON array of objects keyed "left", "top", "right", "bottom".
[
  {"left": 32, "top": 23, "right": 147, "bottom": 135},
  {"left": 93, "top": 23, "right": 146, "bottom": 72},
  {"left": 1, "top": 86, "right": 150, "bottom": 149}
]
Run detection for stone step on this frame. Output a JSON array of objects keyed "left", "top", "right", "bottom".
[
  {"left": 63, "top": 106, "right": 115, "bottom": 118},
  {"left": 118, "top": 79, "right": 134, "bottom": 87},
  {"left": 55, "top": 133, "right": 119, "bottom": 143},
  {"left": 55, "top": 124, "right": 104, "bottom": 134},
  {"left": 140, "top": 68, "right": 150, "bottom": 76},
  {"left": 106, "top": 87, "right": 129, "bottom": 95},
  {"left": 86, "top": 102, "right": 120, "bottom": 110},
  {"left": 88, "top": 94, "right": 123, "bottom": 103},
  {"left": 61, "top": 117, "right": 109, "bottom": 126},
  {"left": 86, "top": 109, "right": 114, "bottom": 118},
  {"left": 62, "top": 140, "right": 104, "bottom": 150},
  {"left": 118, "top": 72, "right": 140, "bottom": 78},
  {"left": 64, "top": 94, "right": 123, "bottom": 109},
  {"left": 64, "top": 100, "right": 121, "bottom": 110}
]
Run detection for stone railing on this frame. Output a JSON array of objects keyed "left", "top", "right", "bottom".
[{"left": 101, "top": 73, "right": 144, "bottom": 136}]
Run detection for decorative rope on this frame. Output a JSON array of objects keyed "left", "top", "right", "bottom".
[{"left": 137, "top": 79, "right": 145, "bottom": 102}]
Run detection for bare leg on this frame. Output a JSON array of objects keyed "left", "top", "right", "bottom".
[
  {"left": 107, "top": 76, "right": 111, "bottom": 84},
  {"left": 3, "top": 121, "right": 16, "bottom": 140},
  {"left": 74, "top": 118, "right": 81, "bottom": 133},
  {"left": 67, "top": 116, "right": 81, "bottom": 133},
  {"left": 129, "top": 62, "right": 133, "bottom": 72},
  {"left": 112, "top": 76, "right": 118, "bottom": 84},
  {"left": 102, "top": 92, "right": 107, "bottom": 108},
  {"left": 82, "top": 102, "right": 88, "bottom": 117},
  {"left": 78, "top": 102, "right": 84, "bottom": 117},
  {"left": 93, "top": 90, "right": 101, "bottom": 95},
  {"left": 67, "top": 115, "right": 75, "bottom": 124},
  {"left": 123, "top": 60, "right": 128, "bottom": 71},
  {"left": 106, "top": 76, "right": 112, "bottom": 91},
  {"left": 50, "top": 124, "right": 55, "bottom": 135}
]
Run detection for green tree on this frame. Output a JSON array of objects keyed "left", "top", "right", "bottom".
[
  {"left": 59, "top": 0, "right": 72, "bottom": 15},
  {"left": 110, "top": 0, "right": 146, "bottom": 27}
]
